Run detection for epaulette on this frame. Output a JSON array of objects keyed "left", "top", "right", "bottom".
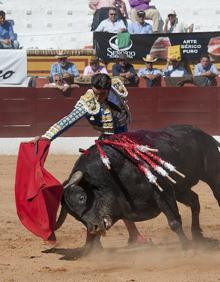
[
  {"left": 79, "top": 89, "right": 100, "bottom": 115},
  {"left": 111, "top": 77, "right": 128, "bottom": 98}
]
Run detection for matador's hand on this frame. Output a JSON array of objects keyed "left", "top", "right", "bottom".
[
  {"left": 30, "top": 136, "right": 50, "bottom": 144},
  {"left": 29, "top": 136, "right": 50, "bottom": 154}
]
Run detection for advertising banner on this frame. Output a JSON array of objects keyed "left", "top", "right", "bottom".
[
  {"left": 94, "top": 32, "right": 220, "bottom": 62},
  {"left": 0, "top": 50, "right": 27, "bottom": 85}
]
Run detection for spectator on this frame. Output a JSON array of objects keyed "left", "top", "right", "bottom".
[
  {"left": 50, "top": 51, "right": 79, "bottom": 83},
  {"left": 128, "top": 0, "right": 160, "bottom": 33},
  {"left": 194, "top": 55, "right": 218, "bottom": 86},
  {"left": 89, "top": 0, "right": 114, "bottom": 11},
  {"left": 115, "top": 0, "right": 129, "bottom": 18},
  {"left": 112, "top": 53, "right": 138, "bottom": 84},
  {"left": 95, "top": 7, "right": 127, "bottom": 33},
  {"left": 138, "top": 54, "right": 162, "bottom": 87},
  {"left": 163, "top": 10, "right": 193, "bottom": 33},
  {"left": 90, "top": 2, "right": 127, "bottom": 31},
  {"left": 62, "top": 72, "right": 80, "bottom": 91},
  {"left": 44, "top": 74, "right": 79, "bottom": 92},
  {"left": 0, "top": 10, "right": 19, "bottom": 49},
  {"left": 44, "top": 74, "right": 64, "bottom": 89},
  {"left": 128, "top": 10, "right": 152, "bottom": 34},
  {"left": 89, "top": 0, "right": 128, "bottom": 18},
  {"left": 163, "top": 58, "right": 188, "bottom": 77},
  {"left": 83, "top": 57, "right": 108, "bottom": 76}
]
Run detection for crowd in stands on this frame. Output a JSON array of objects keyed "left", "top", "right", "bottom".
[
  {"left": 89, "top": 0, "right": 194, "bottom": 34},
  {"left": 0, "top": 2, "right": 195, "bottom": 51},
  {"left": 0, "top": 2, "right": 219, "bottom": 88},
  {"left": 43, "top": 0, "right": 216, "bottom": 88},
  {"left": 41, "top": 50, "right": 218, "bottom": 90}
]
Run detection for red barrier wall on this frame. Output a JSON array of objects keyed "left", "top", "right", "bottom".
[{"left": 0, "top": 87, "right": 220, "bottom": 137}]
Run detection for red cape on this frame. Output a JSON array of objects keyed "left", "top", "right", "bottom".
[{"left": 15, "top": 140, "right": 63, "bottom": 240}]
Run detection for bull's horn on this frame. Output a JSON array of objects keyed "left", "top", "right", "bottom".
[
  {"left": 55, "top": 205, "right": 68, "bottom": 230},
  {"left": 64, "top": 171, "right": 83, "bottom": 189}
]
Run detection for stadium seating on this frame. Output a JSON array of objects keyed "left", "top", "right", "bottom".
[
  {"left": 1, "top": 0, "right": 93, "bottom": 49},
  {"left": 0, "top": 0, "right": 220, "bottom": 50}
]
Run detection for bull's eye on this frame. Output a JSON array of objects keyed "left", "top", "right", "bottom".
[
  {"left": 77, "top": 193, "right": 86, "bottom": 204},
  {"left": 79, "top": 195, "right": 85, "bottom": 201}
]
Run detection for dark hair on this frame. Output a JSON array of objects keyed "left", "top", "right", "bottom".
[
  {"left": 91, "top": 73, "right": 111, "bottom": 90},
  {"left": 0, "top": 10, "right": 6, "bottom": 18},
  {"left": 200, "top": 54, "right": 210, "bottom": 60},
  {"left": 108, "top": 7, "right": 117, "bottom": 13},
  {"left": 137, "top": 10, "right": 145, "bottom": 18}
]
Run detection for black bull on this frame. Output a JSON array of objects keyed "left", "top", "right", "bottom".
[{"left": 56, "top": 125, "right": 220, "bottom": 249}]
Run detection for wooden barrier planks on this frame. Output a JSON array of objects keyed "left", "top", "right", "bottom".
[{"left": 0, "top": 87, "right": 220, "bottom": 137}]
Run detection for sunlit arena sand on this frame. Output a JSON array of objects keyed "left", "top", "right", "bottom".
[{"left": 1, "top": 154, "right": 220, "bottom": 281}]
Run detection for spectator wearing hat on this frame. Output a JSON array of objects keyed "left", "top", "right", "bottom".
[
  {"left": 163, "top": 10, "right": 193, "bottom": 33},
  {"left": 163, "top": 57, "right": 188, "bottom": 77},
  {"left": 95, "top": 7, "right": 127, "bottom": 33},
  {"left": 138, "top": 54, "right": 162, "bottom": 87},
  {"left": 50, "top": 51, "right": 79, "bottom": 83},
  {"left": 128, "top": 10, "right": 152, "bottom": 34},
  {"left": 83, "top": 57, "right": 108, "bottom": 76},
  {"left": 193, "top": 54, "right": 218, "bottom": 86},
  {"left": 128, "top": 0, "right": 160, "bottom": 33},
  {"left": 112, "top": 53, "right": 137, "bottom": 84},
  {"left": 0, "top": 10, "right": 19, "bottom": 49}
]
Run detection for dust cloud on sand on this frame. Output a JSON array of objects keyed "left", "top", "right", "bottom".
[{"left": 1, "top": 155, "right": 220, "bottom": 282}]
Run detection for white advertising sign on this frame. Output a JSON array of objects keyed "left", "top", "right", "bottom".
[{"left": 0, "top": 50, "right": 27, "bottom": 85}]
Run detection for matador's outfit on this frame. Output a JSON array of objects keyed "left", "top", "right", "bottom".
[{"left": 42, "top": 78, "right": 131, "bottom": 140}]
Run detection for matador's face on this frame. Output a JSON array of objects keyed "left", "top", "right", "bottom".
[{"left": 92, "top": 87, "right": 109, "bottom": 103}]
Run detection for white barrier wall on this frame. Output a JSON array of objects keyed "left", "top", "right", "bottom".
[
  {"left": 0, "top": 0, "right": 220, "bottom": 49},
  {"left": 0, "top": 137, "right": 96, "bottom": 155},
  {"left": 0, "top": 136, "right": 219, "bottom": 155}
]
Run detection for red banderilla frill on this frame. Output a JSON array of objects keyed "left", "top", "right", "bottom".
[{"left": 95, "top": 135, "right": 185, "bottom": 191}]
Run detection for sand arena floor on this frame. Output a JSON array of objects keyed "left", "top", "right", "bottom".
[{"left": 1, "top": 154, "right": 220, "bottom": 282}]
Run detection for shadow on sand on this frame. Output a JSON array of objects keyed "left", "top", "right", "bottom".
[
  {"left": 42, "top": 237, "right": 220, "bottom": 261},
  {"left": 41, "top": 241, "right": 156, "bottom": 261}
]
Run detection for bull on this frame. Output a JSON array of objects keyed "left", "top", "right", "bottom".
[{"left": 55, "top": 125, "right": 220, "bottom": 250}]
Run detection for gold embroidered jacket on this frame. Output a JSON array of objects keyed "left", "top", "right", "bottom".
[{"left": 42, "top": 78, "right": 130, "bottom": 140}]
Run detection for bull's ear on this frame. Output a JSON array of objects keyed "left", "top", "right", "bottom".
[{"left": 65, "top": 171, "right": 83, "bottom": 188}]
